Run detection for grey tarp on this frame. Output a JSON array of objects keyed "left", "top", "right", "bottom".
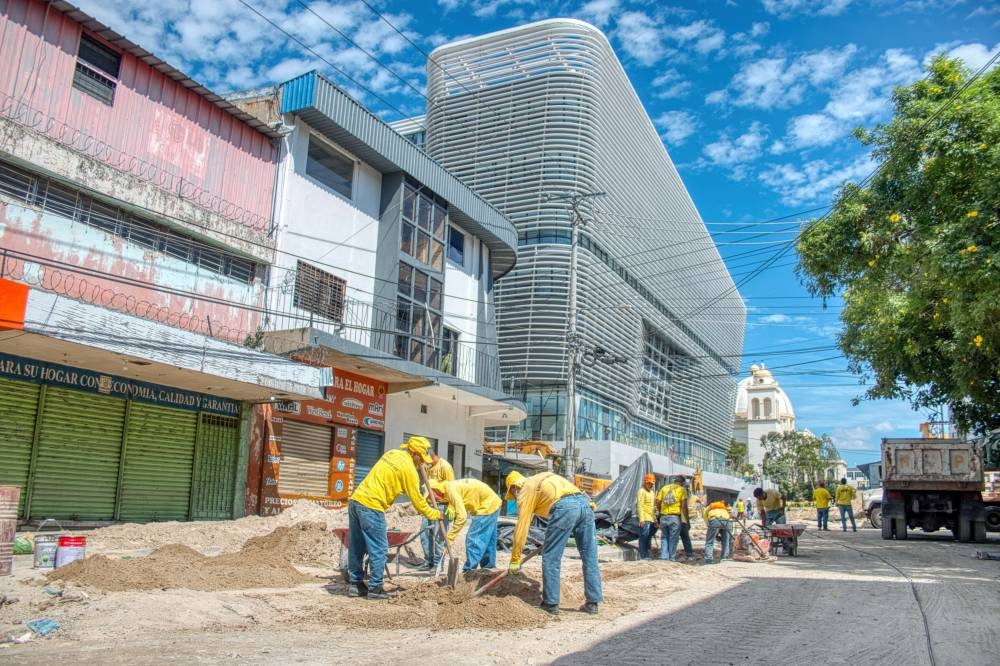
[{"left": 592, "top": 453, "right": 653, "bottom": 543}]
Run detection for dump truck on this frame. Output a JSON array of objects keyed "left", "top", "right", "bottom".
[{"left": 880, "top": 437, "right": 987, "bottom": 542}]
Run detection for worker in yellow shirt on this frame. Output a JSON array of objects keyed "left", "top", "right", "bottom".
[
  {"left": 655, "top": 475, "right": 689, "bottom": 562},
  {"left": 428, "top": 478, "right": 502, "bottom": 571},
  {"left": 813, "top": 481, "right": 832, "bottom": 531},
  {"left": 835, "top": 477, "right": 857, "bottom": 532},
  {"left": 703, "top": 501, "right": 733, "bottom": 563},
  {"left": 347, "top": 436, "right": 442, "bottom": 600},
  {"left": 419, "top": 452, "right": 455, "bottom": 570},
  {"left": 636, "top": 473, "right": 656, "bottom": 560},
  {"left": 735, "top": 497, "right": 746, "bottom": 521},
  {"left": 506, "top": 471, "right": 603, "bottom": 616},
  {"left": 753, "top": 487, "right": 786, "bottom": 529}
]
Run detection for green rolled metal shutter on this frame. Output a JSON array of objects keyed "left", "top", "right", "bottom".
[
  {"left": 279, "top": 420, "right": 332, "bottom": 496},
  {"left": 354, "top": 429, "right": 384, "bottom": 485},
  {"left": 191, "top": 414, "right": 240, "bottom": 520},
  {"left": 0, "top": 377, "right": 41, "bottom": 518},
  {"left": 29, "top": 388, "right": 125, "bottom": 520},
  {"left": 119, "top": 404, "right": 197, "bottom": 522}
]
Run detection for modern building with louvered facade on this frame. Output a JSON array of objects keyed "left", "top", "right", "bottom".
[{"left": 421, "top": 19, "right": 746, "bottom": 473}]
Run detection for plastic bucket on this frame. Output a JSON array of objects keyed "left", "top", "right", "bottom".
[
  {"left": 0, "top": 486, "right": 21, "bottom": 576},
  {"left": 34, "top": 534, "right": 60, "bottom": 569},
  {"left": 55, "top": 536, "right": 87, "bottom": 568}
]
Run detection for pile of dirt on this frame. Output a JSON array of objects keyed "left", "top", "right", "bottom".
[
  {"left": 241, "top": 521, "right": 343, "bottom": 567},
  {"left": 85, "top": 500, "right": 423, "bottom": 555},
  {"left": 47, "top": 543, "right": 313, "bottom": 592}
]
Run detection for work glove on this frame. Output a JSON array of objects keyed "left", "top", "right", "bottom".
[
  {"left": 446, "top": 506, "right": 456, "bottom": 521},
  {"left": 508, "top": 562, "right": 521, "bottom": 574}
]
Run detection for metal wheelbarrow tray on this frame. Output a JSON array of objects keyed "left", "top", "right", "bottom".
[{"left": 766, "top": 523, "right": 806, "bottom": 556}]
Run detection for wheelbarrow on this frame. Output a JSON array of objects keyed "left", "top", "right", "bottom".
[
  {"left": 766, "top": 523, "right": 806, "bottom": 557},
  {"left": 333, "top": 526, "right": 429, "bottom": 581}
]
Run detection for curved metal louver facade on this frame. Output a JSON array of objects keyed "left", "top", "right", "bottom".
[{"left": 425, "top": 19, "right": 746, "bottom": 452}]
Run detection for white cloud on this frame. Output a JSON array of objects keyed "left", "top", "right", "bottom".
[
  {"left": 651, "top": 69, "right": 692, "bottom": 99},
  {"left": 665, "top": 20, "right": 726, "bottom": 56},
  {"left": 760, "top": 314, "right": 790, "bottom": 324},
  {"left": 787, "top": 114, "right": 842, "bottom": 148},
  {"left": 927, "top": 41, "right": 1000, "bottom": 71},
  {"left": 702, "top": 122, "right": 768, "bottom": 178},
  {"left": 655, "top": 110, "right": 699, "bottom": 145},
  {"left": 614, "top": 11, "right": 665, "bottom": 66},
  {"left": 759, "top": 154, "right": 873, "bottom": 206},
  {"left": 713, "top": 45, "right": 858, "bottom": 109},
  {"left": 761, "top": 0, "right": 854, "bottom": 18},
  {"left": 578, "top": 0, "right": 619, "bottom": 27}
]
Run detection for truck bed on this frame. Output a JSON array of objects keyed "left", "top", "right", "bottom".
[{"left": 883, "top": 438, "right": 983, "bottom": 491}]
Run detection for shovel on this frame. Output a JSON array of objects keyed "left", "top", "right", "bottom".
[
  {"left": 473, "top": 549, "right": 540, "bottom": 597},
  {"left": 419, "top": 464, "right": 460, "bottom": 589}
]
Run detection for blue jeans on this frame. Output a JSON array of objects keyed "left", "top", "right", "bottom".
[
  {"left": 464, "top": 509, "right": 499, "bottom": 571},
  {"left": 637, "top": 521, "right": 655, "bottom": 559},
  {"left": 679, "top": 520, "right": 694, "bottom": 558},
  {"left": 658, "top": 515, "right": 681, "bottom": 561},
  {"left": 839, "top": 505, "right": 856, "bottom": 531},
  {"left": 817, "top": 508, "right": 829, "bottom": 530},
  {"left": 705, "top": 518, "right": 733, "bottom": 562},
  {"left": 764, "top": 509, "right": 786, "bottom": 527},
  {"left": 348, "top": 500, "right": 388, "bottom": 589},
  {"left": 541, "top": 494, "right": 603, "bottom": 607},
  {"left": 420, "top": 503, "right": 448, "bottom": 565}
]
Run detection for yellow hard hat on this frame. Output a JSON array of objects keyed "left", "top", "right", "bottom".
[
  {"left": 401, "top": 435, "right": 433, "bottom": 464},
  {"left": 428, "top": 479, "right": 447, "bottom": 498},
  {"left": 505, "top": 471, "right": 526, "bottom": 499}
]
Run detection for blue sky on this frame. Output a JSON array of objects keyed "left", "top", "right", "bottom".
[{"left": 74, "top": 0, "right": 999, "bottom": 466}]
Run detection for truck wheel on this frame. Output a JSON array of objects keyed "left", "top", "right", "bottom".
[
  {"left": 957, "top": 519, "right": 972, "bottom": 543},
  {"left": 973, "top": 521, "right": 986, "bottom": 543},
  {"left": 881, "top": 517, "right": 893, "bottom": 540},
  {"left": 869, "top": 506, "right": 882, "bottom": 529},
  {"left": 893, "top": 518, "right": 907, "bottom": 540},
  {"left": 985, "top": 507, "right": 1000, "bottom": 532}
]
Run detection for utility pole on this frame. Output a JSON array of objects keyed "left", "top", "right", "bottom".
[{"left": 549, "top": 191, "right": 605, "bottom": 480}]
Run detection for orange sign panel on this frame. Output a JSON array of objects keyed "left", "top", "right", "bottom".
[{"left": 0, "top": 278, "right": 28, "bottom": 330}]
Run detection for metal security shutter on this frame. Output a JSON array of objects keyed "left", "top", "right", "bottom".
[
  {"left": 190, "top": 414, "right": 240, "bottom": 520},
  {"left": 29, "top": 388, "right": 125, "bottom": 520},
  {"left": 0, "top": 377, "right": 41, "bottom": 518},
  {"left": 354, "top": 429, "right": 384, "bottom": 485},
  {"left": 119, "top": 404, "right": 197, "bottom": 522},
  {"left": 279, "top": 420, "right": 332, "bottom": 496}
]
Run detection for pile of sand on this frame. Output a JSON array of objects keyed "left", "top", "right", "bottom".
[
  {"left": 84, "top": 500, "right": 423, "bottom": 555},
  {"left": 47, "top": 542, "right": 313, "bottom": 592}
]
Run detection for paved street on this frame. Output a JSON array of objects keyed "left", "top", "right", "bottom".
[{"left": 8, "top": 527, "right": 998, "bottom": 665}]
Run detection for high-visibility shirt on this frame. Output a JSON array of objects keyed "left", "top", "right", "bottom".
[
  {"left": 705, "top": 505, "right": 732, "bottom": 521},
  {"left": 636, "top": 487, "right": 655, "bottom": 523},
  {"left": 350, "top": 449, "right": 441, "bottom": 520},
  {"left": 736, "top": 499, "right": 745, "bottom": 513},
  {"left": 835, "top": 484, "right": 855, "bottom": 505},
  {"left": 428, "top": 457, "right": 455, "bottom": 483},
  {"left": 759, "top": 490, "right": 783, "bottom": 512},
  {"left": 656, "top": 483, "right": 687, "bottom": 516},
  {"left": 813, "top": 487, "right": 832, "bottom": 509},
  {"left": 442, "top": 478, "right": 502, "bottom": 542},
  {"left": 510, "top": 472, "right": 582, "bottom": 564}
]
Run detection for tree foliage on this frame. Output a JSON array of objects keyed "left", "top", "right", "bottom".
[
  {"left": 760, "top": 431, "right": 840, "bottom": 500},
  {"left": 797, "top": 56, "right": 1000, "bottom": 435},
  {"left": 726, "top": 439, "right": 758, "bottom": 480}
]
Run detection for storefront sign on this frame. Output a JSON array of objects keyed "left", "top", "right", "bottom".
[
  {"left": 326, "top": 369, "right": 387, "bottom": 432},
  {"left": 0, "top": 352, "right": 240, "bottom": 416}
]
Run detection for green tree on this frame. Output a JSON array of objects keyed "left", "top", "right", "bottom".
[
  {"left": 725, "top": 440, "right": 758, "bottom": 481},
  {"left": 760, "top": 431, "right": 840, "bottom": 500},
  {"left": 797, "top": 56, "right": 1000, "bottom": 435}
]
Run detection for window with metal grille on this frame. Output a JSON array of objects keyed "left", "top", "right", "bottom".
[
  {"left": 0, "top": 159, "right": 257, "bottom": 284},
  {"left": 72, "top": 34, "right": 121, "bottom": 105},
  {"left": 294, "top": 260, "right": 346, "bottom": 322},
  {"left": 395, "top": 260, "right": 442, "bottom": 369}
]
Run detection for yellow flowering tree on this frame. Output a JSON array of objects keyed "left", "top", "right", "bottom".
[{"left": 797, "top": 56, "right": 1000, "bottom": 434}]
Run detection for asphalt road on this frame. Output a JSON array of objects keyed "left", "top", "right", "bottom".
[{"left": 555, "top": 528, "right": 1000, "bottom": 666}]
